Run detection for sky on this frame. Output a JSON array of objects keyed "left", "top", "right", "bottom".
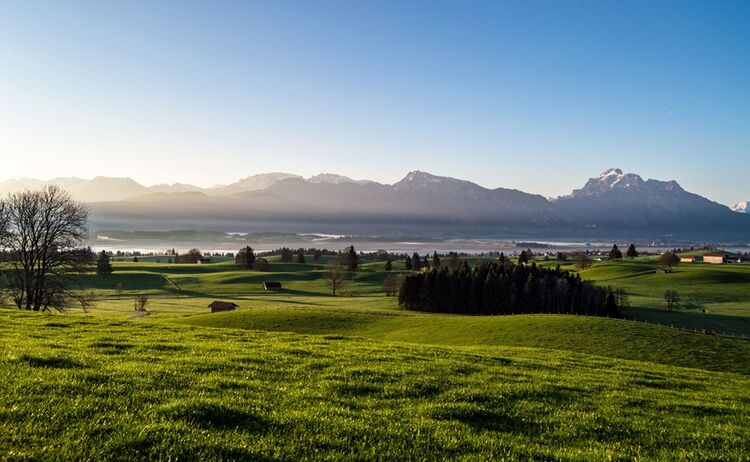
[{"left": 0, "top": 0, "right": 748, "bottom": 204}]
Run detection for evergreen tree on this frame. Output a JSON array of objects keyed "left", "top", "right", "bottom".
[
  {"left": 313, "top": 249, "right": 322, "bottom": 261},
  {"left": 96, "top": 251, "right": 113, "bottom": 276},
  {"left": 609, "top": 244, "right": 623, "bottom": 260},
  {"left": 343, "top": 245, "right": 359, "bottom": 270},
  {"left": 235, "top": 246, "right": 255, "bottom": 268},
  {"left": 412, "top": 252, "right": 422, "bottom": 270},
  {"left": 132, "top": 256, "right": 139, "bottom": 263},
  {"left": 297, "top": 249, "right": 306, "bottom": 263},
  {"left": 397, "top": 259, "right": 617, "bottom": 317},
  {"left": 385, "top": 258, "right": 392, "bottom": 271},
  {"left": 404, "top": 255, "right": 413, "bottom": 270},
  {"left": 432, "top": 251, "right": 441, "bottom": 268},
  {"left": 518, "top": 250, "right": 529, "bottom": 265},
  {"left": 626, "top": 244, "right": 639, "bottom": 258},
  {"left": 280, "top": 247, "right": 293, "bottom": 262}
]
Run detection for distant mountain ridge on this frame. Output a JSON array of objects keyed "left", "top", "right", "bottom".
[{"left": 3, "top": 169, "right": 749, "bottom": 239}]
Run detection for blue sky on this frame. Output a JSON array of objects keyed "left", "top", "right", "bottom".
[{"left": 0, "top": 0, "right": 748, "bottom": 204}]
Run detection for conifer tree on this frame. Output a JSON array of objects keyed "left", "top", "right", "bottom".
[
  {"left": 96, "top": 251, "right": 113, "bottom": 276},
  {"left": 344, "top": 245, "right": 358, "bottom": 270},
  {"left": 404, "top": 255, "right": 413, "bottom": 270},
  {"left": 412, "top": 252, "right": 422, "bottom": 270},
  {"left": 518, "top": 250, "right": 529, "bottom": 265},
  {"left": 432, "top": 251, "right": 441, "bottom": 268},
  {"left": 609, "top": 244, "right": 623, "bottom": 260},
  {"left": 385, "top": 258, "right": 392, "bottom": 271},
  {"left": 297, "top": 249, "right": 306, "bottom": 263},
  {"left": 626, "top": 244, "right": 639, "bottom": 258}
]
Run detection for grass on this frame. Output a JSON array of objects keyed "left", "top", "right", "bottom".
[
  {"left": 1, "top": 311, "right": 749, "bottom": 460},
  {"left": 178, "top": 308, "right": 750, "bottom": 375},
  {"left": 3, "top": 256, "right": 750, "bottom": 459}
]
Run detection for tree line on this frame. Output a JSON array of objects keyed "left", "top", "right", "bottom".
[{"left": 399, "top": 260, "right": 619, "bottom": 317}]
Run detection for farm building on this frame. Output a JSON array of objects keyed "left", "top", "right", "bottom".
[
  {"left": 703, "top": 254, "right": 726, "bottom": 264},
  {"left": 680, "top": 255, "right": 696, "bottom": 263},
  {"left": 197, "top": 257, "right": 212, "bottom": 264},
  {"left": 263, "top": 282, "right": 282, "bottom": 291},
  {"left": 209, "top": 301, "right": 238, "bottom": 313}
]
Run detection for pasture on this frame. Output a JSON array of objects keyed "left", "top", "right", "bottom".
[
  {"left": 1, "top": 312, "right": 749, "bottom": 460},
  {"left": 1, "top": 254, "right": 750, "bottom": 459}
]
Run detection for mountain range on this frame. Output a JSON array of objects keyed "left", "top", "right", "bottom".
[{"left": 1, "top": 169, "right": 748, "bottom": 239}]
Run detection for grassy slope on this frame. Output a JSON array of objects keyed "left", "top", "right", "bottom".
[
  {"left": 178, "top": 308, "right": 750, "bottom": 375},
  {"left": 1, "top": 311, "right": 749, "bottom": 461}
]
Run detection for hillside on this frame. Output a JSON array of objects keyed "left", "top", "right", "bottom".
[
  {"left": 1, "top": 311, "right": 748, "bottom": 460},
  {"left": 179, "top": 310, "right": 750, "bottom": 375}
]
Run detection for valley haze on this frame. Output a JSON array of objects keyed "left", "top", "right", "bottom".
[{"left": 2, "top": 168, "right": 749, "bottom": 242}]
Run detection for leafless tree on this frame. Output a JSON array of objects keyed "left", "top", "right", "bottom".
[
  {"left": 324, "top": 260, "right": 346, "bottom": 296},
  {"left": 575, "top": 254, "right": 593, "bottom": 271},
  {"left": 114, "top": 282, "right": 125, "bottom": 298},
  {"left": 384, "top": 274, "right": 398, "bottom": 296},
  {"left": 134, "top": 294, "right": 149, "bottom": 312},
  {"left": 0, "top": 186, "right": 92, "bottom": 311},
  {"left": 664, "top": 289, "right": 680, "bottom": 312},
  {"left": 614, "top": 288, "right": 630, "bottom": 309}
]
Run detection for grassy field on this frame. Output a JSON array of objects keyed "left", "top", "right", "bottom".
[
  {"left": 2, "top": 255, "right": 750, "bottom": 459},
  {"left": 1, "top": 311, "right": 749, "bottom": 460}
]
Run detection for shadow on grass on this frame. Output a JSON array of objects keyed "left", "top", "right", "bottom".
[
  {"left": 428, "top": 402, "right": 542, "bottom": 434},
  {"left": 17, "top": 353, "right": 85, "bottom": 369},
  {"left": 159, "top": 400, "right": 269, "bottom": 432}
]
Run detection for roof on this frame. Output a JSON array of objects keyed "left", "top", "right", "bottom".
[
  {"left": 263, "top": 281, "right": 282, "bottom": 288},
  {"left": 208, "top": 301, "right": 239, "bottom": 309},
  {"left": 704, "top": 254, "right": 726, "bottom": 257}
]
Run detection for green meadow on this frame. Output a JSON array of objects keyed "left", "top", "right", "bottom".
[{"left": 2, "top": 255, "right": 750, "bottom": 459}]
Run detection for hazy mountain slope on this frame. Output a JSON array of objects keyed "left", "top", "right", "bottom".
[
  {"left": 208, "top": 173, "right": 302, "bottom": 196},
  {"left": 148, "top": 183, "right": 206, "bottom": 194},
  {"left": 554, "top": 169, "right": 747, "bottom": 236},
  {"left": 7, "top": 169, "right": 750, "bottom": 238},
  {"left": 0, "top": 176, "right": 150, "bottom": 202},
  {"left": 308, "top": 173, "right": 372, "bottom": 185},
  {"left": 88, "top": 171, "right": 561, "bottom": 233}
]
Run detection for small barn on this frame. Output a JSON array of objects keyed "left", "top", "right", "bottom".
[
  {"left": 704, "top": 254, "right": 726, "bottom": 264},
  {"left": 209, "top": 301, "right": 238, "bottom": 313},
  {"left": 680, "top": 255, "right": 696, "bottom": 263},
  {"left": 197, "top": 257, "right": 212, "bottom": 264},
  {"left": 263, "top": 281, "right": 282, "bottom": 291}
]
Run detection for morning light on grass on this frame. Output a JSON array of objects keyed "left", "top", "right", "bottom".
[{"left": 1, "top": 1, "right": 749, "bottom": 460}]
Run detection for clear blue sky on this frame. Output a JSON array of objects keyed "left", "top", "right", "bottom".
[{"left": 0, "top": 0, "right": 748, "bottom": 204}]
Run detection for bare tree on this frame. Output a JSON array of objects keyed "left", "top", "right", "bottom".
[
  {"left": 0, "top": 186, "right": 92, "bottom": 312},
  {"left": 114, "top": 282, "right": 125, "bottom": 299},
  {"left": 134, "top": 294, "right": 149, "bottom": 312},
  {"left": 384, "top": 274, "right": 398, "bottom": 297},
  {"left": 575, "top": 254, "right": 592, "bottom": 271},
  {"left": 664, "top": 289, "right": 680, "bottom": 311},
  {"left": 614, "top": 288, "right": 630, "bottom": 309},
  {"left": 324, "top": 260, "right": 346, "bottom": 296}
]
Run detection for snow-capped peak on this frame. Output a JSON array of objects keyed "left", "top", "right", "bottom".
[
  {"left": 598, "top": 168, "right": 624, "bottom": 179},
  {"left": 308, "top": 173, "right": 368, "bottom": 185},
  {"left": 731, "top": 201, "right": 749, "bottom": 213}
]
